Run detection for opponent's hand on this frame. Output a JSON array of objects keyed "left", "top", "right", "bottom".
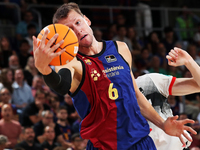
[
  {"left": 166, "top": 47, "right": 193, "bottom": 67},
  {"left": 33, "top": 29, "right": 65, "bottom": 74},
  {"left": 163, "top": 115, "right": 197, "bottom": 147}
]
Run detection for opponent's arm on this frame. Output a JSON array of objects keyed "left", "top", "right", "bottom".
[
  {"left": 32, "top": 30, "right": 79, "bottom": 95},
  {"left": 167, "top": 47, "right": 200, "bottom": 88},
  {"left": 117, "top": 41, "right": 196, "bottom": 146},
  {"left": 172, "top": 78, "right": 200, "bottom": 96}
]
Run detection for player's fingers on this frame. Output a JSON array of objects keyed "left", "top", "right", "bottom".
[
  {"left": 169, "top": 115, "right": 179, "bottom": 121},
  {"left": 183, "top": 126, "right": 197, "bottom": 135},
  {"left": 181, "top": 119, "right": 195, "bottom": 125},
  {"left": 46, "top": 33, "right": 59, "bottom": 49},
  {"left": 170, "top": 49, "right": 178, "bottom": 57},
  {"left": 52, "top": 49, "right": 66, "bottom": 57},
  {"left": 40, "top": 29, "right": 49, "bottom": 49},
  {"left": 168, "top": 51, "right": 177, "bottom": 59},
  {"left": 49, "top": 40, "right": 64, "bottom": 53},
  {"left": 32, "top": 36, "right": 37, "bottom": 53},
  {"left": 166, "top": 55, "right": 176, "bottom": 65},
  {"left": 182, "top": 131, "right": 192, "bottom": 142},
  {"left": 179, "top": 135, "right": 186, "bottom": 148},
  {"left": 174, "top": 47, "right": 181, "bottom": 53}
]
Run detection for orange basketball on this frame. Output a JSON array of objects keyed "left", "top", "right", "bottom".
[{"left": 37, "top": 24, "right": 79, "bottom": 66}]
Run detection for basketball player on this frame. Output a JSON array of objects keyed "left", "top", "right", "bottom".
[
  {"left": 135, "top": 47, "right": 200, "bottom": 150},
  {"left": 32, "top": 3, "right": 196, "bottom": 150}
]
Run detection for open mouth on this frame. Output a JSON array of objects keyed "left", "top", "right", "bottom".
[{"left": 80, "top": 35, "right": 87, "bottom": 40}]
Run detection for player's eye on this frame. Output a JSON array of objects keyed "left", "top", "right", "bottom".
[{"left": 76, "top": 21, "right": 80, "bottom": 25}]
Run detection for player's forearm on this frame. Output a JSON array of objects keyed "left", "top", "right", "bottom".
[
  {"left": 185, "top": 58, "right": 200, "bottom": 87},
  {"left": 137, "top": 92, "right": 165, "bottom": 130}
]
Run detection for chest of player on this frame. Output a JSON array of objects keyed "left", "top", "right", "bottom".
[{"left": 82, "top": 54, "right": 130, "bottom": 83}]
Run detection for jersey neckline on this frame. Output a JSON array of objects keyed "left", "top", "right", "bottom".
[{"left": 77, "top": 41, "right": 106, "bottom": 58}]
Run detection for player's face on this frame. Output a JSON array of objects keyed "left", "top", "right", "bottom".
[{"left": 58, "top": 10, "right": 94, "bottom": 48}]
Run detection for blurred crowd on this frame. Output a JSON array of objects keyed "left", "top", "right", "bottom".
[{"left": 0, "top": 0, "right": 200, "bottom": 150}]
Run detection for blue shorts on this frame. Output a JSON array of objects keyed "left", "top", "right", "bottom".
[{"left": 86, "top": 135, "right": 157, "bottom": 150}]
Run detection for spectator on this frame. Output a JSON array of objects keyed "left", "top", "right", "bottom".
[
  {"left": 16, "top": 11, "right": 39, "bottom": 41},
  {"left": 135, "top": 0, "right": 153, "bottom": 37},
  {"left": 0, "top": 36, "right": 16, "bottom": 68},
  {"left": 0, "top": 68, "right": 13, "bottom": 93},
  {"left": 25, "top": 24, "right": 37, "bottom": 54},
  {"left": 41, "top": 126, "right": 59, "bottom": 150},
  {"left": 148, "top": 56, "right": 167, "bottom": 74},
  {"left": 193, "top": 23, "right": 200, "bottom": 51},
  {"left": 146, "top": 31, "right": 160, "bottom": 55},
  {"left": 168, "top": 95, "right": 184, "bottom": 116},
  {"left": 187, "top": 44, "right": 200, "bottom": 65},
  {"left": 127, "top": 26, "right": 142, "bottom": 57},
  {"left": 21, "top": 89, "right": 50, "bottom": 127},
  {"left": 161, "top": 26, "right": 176, "bottom": 53},
  {"left": 64, "top": 94, "right": 79, "bottom": 125},
  {"left": 33, "top": 110, "right": 72, "bottom": 148},
  {"left": 12, "top": 68, "right": 34, "bottom": 110},
  {"left": 116, "top": 13, "right": 127, "bottom": 26},
  {"left": 105, "top": 23, "right": 117, "bottom": 40},
  {"left": 112, "top": 25, "right": 132, "bottom": 51},
  {"left": 0, "top": 104, "right": 21, "bottom": 149},
  {"left": 134, "top": 47, "right": 151, "bottom": 71},
  {"left": 155, "top": 42, "right": 167, "bottom": 70},
  {"left": 49, "top": 96, "right": 60, "bottom": 122},
  {"left": 67, "top": 133, "right": 84, "bottom": 150},
  {"left": 53, "top": 146, "right": 66, "bottom": 150},
  {"left": 0, "top": 135, "right": 8, "bottom": 150},
  {"left": 167, "top": 65, "right": 182, "bottom": 78},
  {"left": 175, "top": 5, "right": 200, "bottom": 41},
  {"left": 24, "top": 56, "right": 39, "bottom": 87},
  {"left": 57, "top": 106, "right": 72, "bottom": 142},
  {"left": 93, "top": 28, "right": 103, "bottom": 42},
  {"left": 0, "top": 88, "right": 17, "bottom": 120},
  {"left": 31, "top": 75, "right": 45, "bottom": 97},
  {"left": 71, "top": 116, "right": 81, "bottom": 134},
  {"left": 17, "top": 39, "right": 32, "bottom": 69},
  {"left": 15, "top": 126, "right": 42, "bottom": 150},
  {"left": 8, "top": 55, "right": 20, "bottom": 70}
]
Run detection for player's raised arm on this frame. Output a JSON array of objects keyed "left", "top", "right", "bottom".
[
  {"left": 33, "top": 30, "right": 79, "bottom": 95},
  {"left": 167, "top": 47, "right": 200, "bottom": 87}
]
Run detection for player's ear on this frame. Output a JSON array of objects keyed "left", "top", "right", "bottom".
[{"left": 83, "top": 15, "right": 91, "bottom": 26}]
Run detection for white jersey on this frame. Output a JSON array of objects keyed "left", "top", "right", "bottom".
[{"left": 135, "top": 73, "right": 191, "bottom": 150}]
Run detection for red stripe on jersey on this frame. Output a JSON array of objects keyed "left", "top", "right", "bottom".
[{"left": 168, "top": 77, "right": 176, "bottom": 95}]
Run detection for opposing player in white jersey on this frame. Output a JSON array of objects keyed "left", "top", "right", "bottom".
[{"left": 135, "top": 47, "right": 200, "bottom": 150}]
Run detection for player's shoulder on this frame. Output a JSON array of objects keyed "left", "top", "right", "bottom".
[
  {"left": 136, "top": 73, "right": 173, "bottom": 83},
  {"left": 115, "top": 41, "right": 129, "bottom": 49}
]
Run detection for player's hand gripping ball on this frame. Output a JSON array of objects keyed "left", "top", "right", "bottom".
[{"left": 37, "top": 24, "right": 79, "bottom": 66}]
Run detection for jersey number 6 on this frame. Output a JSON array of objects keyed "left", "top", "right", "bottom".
[{"left": 108, "top": 83, "right": 119, "bottom": 100}]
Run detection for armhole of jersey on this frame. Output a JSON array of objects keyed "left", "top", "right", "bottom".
[
  {"left": 168, "top": 77, "right": 176, "bottom": 95},
  {"left": 113, "top": 40, "right": 130, "bottom": 68},
  {"left": 71, "top": 56, "right": 86, "bottom": 97}
]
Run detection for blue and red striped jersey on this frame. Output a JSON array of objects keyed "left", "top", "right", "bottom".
[{"left": 71, "top": 41, "right": 150, "bottom": 150}]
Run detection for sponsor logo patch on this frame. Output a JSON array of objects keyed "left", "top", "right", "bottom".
[{"left": 105, "top": 55, "right": 117, "bottom": 63}]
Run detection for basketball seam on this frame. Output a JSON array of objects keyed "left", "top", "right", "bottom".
[
  {"left": 53, "top": 24, "right": 57, "bottom": 44},
  {"left": 63, "top": 28, "right": 70, "bottom": 40}
]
